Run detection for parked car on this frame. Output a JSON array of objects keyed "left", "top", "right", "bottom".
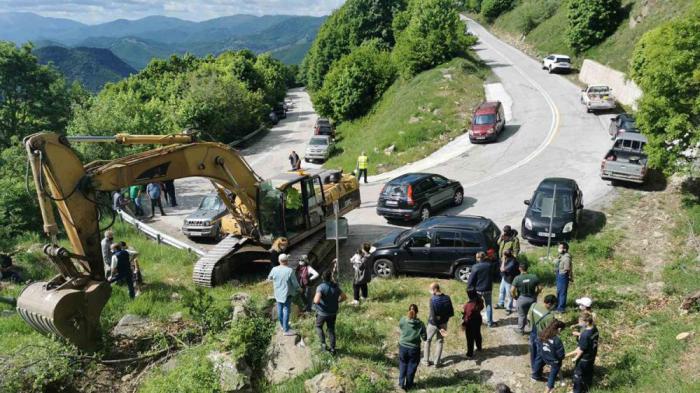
[
  {"left": 608, "top": 113, "right": 640, "bottom": 139},
  {"left": 304, "top": 135, "right": 334, "bottom": 163},
  {"left": 601, "top": 132, "right": 648, "bottom": 184},
  {"left": 542, "top": 54, "right": 572, "bottom": 73},
  {"left": 268, "top": 111, "right": 279, "bottom": 125},
  {"left": 369, "top": 215, "right": 501, "bottom": 282},
  {"left": 376, "top": 173, "right": 464, "bottom": 222},
  {"left": 314, "top": 118, "right": 335, "bottom": 138},
  {"left": 580, "top": 85, "right": 616, "bottom": 113},
  {"left": 182, "top": 194, "right": 228, "bottom": 239},
  {"left": 468, "top": 101, "right": 506, "bottom": 143},
  {"left": 274, "top": 102, "right": 287, "bottom": 119},
  {"left": 521, "top": 178, "right": 584, "bottom": 243}
]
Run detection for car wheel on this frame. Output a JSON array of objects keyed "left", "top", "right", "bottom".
[
  {"left": 419, "top": 205, "right": 431, "bottom": 221},
  {"left": 452, "top": 190, "right": 464, "bottom": 206},
  {"left": 454, "top": 264, "right": 471, "bottom": 282},
  {"left": 373, "top": 259, "right": 396, "bottom": 279}
]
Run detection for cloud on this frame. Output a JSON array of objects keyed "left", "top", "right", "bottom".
[{"left": 0, "top": 0, "right": 344, "bottom": 24}]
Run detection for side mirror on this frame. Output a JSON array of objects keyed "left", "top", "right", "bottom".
[{"left": 524, "top": 200, "right": 530, "bottom": 205}]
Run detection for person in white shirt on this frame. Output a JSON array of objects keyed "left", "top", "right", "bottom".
[{"left": 296, "top": 255, "right": 319, "bottom": 312}]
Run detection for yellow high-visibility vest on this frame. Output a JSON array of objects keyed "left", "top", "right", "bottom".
[{"left": 357, "top": 155, "right": 368, "bottom": 169}]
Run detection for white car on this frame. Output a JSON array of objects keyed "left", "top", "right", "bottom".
[
  {"left": 542, "top": 54, "right": 571, "bottom": 74},
  {"left": 304, "top": 135, "right": 334, "bottom": 163}
]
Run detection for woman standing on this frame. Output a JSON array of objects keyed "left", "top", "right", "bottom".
[
  {"left": 539, "top": 320, "right": 566, "bottom": 393},
  {"left": 296, "top": 255, "right": 319, "bottom": 312},
  {"left": 398, "top": 304, "right": 426, "bottom": 390},
  {"left": 350, "top": 243, "right": 372, "bottom": 305},
  {"left": 269, "top": 237, "right": 288, "bottom": 271},
  {"left": 462, "top": 290, "right": 484, "bottom": 358}
]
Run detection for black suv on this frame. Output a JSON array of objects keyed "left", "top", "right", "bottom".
[
  {"left": 369, "top": 216, "right": 501, "bottom": 282},
  {"left": 376, "top": 173, "right": 464, "bottom": 222},
  {"left": 521, "top": 178, "right": 584, "bottom": 243},
  {"left": 609, "top": 113, "right": 639, "bottom": 139}
]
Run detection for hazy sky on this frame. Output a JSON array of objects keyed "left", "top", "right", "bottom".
[{"left": 1, "top": 0, "right": 344, "bottom": 24}]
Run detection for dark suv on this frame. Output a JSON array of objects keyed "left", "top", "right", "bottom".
[
  {"left": 376, "top": 173, "right": 464, "bottom": 222},
  {"left": 521, "top": 178, "right": 584, "bottom": 243},
  {"left": 369, "top": 216, "right": 501, "bottom": 282},
  {"left": 314, "top": 118, "right": 335, "bottom": 138}
]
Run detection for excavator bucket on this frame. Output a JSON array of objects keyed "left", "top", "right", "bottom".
[{"left": 16, "top": 280, "right": 111, "bottom": 352}]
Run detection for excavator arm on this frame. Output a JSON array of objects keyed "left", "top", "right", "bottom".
[{"left": 19, "top": 132, "right": 264, "bottom": 351}]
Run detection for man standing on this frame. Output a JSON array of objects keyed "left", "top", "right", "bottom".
[
  {"left": 554, "top": 242, "right": 572, "bottom": 313},
  {"left": 467, "top": 252, "right": 496, "bottom": 327},
  {"left": 268, "top": 253, "right": 301, "bottom": 335},
  {"left": 424, "top": 282, "right": 454, "bottom": 367},
  {"left": 108, "top": 243, "right": 135, "bottom": 299},
  {"left": 146, "top": 182, "right": 166, "bottom": 218},
  {"left": 289, "top": 150, "right": 301, "bottom": 170},
  {"left": 498, "top": 225, "right": 520, "bottom": 260},
  {"left": 527, "top": 294, "right": 557, "bottom": 382},
  {"left": 129, "top": 185, "right": 144, "bottom": 216},
  {"left": 356, "top": 151, "right": 368, "bottom": 184},
  {"left": 496, "top": 249, "right": 519, "bottom": 314},
  {"left": 163, "top": 180, "right": 177, "bottom": 207},
  {"left": 510, "top": 261, "right": 541, "bottom": 334},
  {"left": 313, "top": 268, "right": 347, "bottom": 355},
  {"left": 101, "top": 230, "right": 114, "bottom": 275}
]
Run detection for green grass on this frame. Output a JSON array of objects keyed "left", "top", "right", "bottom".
[
  {"left": 490, "top": 0, "right": 695, "bottom": 72},
  {"left": 324, "top": 56, "right": 488, "bottom": 174}
]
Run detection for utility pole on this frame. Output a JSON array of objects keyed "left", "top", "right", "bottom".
[{"left": 546, "top": 184, "right": 557, "bottom": 260}]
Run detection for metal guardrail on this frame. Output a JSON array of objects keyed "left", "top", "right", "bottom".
[
  {"left": 118, "top": 210, "right": 206, "bottom": 256},
  {"left": 228, "top": 125, "right": 267, "bottom": 148}
]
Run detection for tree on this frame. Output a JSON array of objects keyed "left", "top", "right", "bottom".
[
  {"left": 480, "top": 0, "right": 514, "bottom": 21},
  {"left": 566, "top": 0, "right": 621, "bottom": 53},
  {"left": 630, "top": 7, "right": 700, "bottom": 172},
  {"left": 314, "top": 41, "right": 396, "bottom": 121},
  {"left": 0, "top": 42, "right": 71, "bottom": 147},
  {"left": 392, "top": 0, "right": 470, "bottom": 78},
  {"left": 0, "top": 142, "right": 42, "bottom": 243},
  {"left": 254, "top": 54, "right": 289, "bottom": 105}
]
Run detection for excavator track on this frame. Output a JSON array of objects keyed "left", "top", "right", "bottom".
[
  {"left": 287, "top": 231, "right": 335, "bottom": 269},
  {"left": 192, "top": 236, "right": 249, "bottom": 287}
]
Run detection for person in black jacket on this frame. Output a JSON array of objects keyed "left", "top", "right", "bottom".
[
  {"left": 467, "top": 251, "right": 496, "bottom": 327},
  {"left": 539, "top": 319, "right": 566, "bottom": 393},
  {"left": 423, "top": 282, "right": 454, "bottom": 367}
]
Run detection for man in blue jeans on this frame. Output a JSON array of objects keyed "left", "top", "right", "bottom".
[
  {"left": 467, "top": 251, "right": 496, "bottom": 327},
  {"left": 268, "top": 253, "right": 300, "bottom": 335},
  {"left": 553, "top": 242, "right": 572, "bottom": 312}
]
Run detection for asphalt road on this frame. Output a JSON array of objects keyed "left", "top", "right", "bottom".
[{"left": 145, "top": 19, "right": 614, "bottom": 272}]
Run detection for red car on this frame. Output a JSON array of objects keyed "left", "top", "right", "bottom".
[{"left": 469, "top": 101, "right": 505, "bottom": 143}]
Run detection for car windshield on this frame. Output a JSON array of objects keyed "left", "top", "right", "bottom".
[
  {"left": 395, "top": 229, "right": 411, "bottom": 244},
  {"left": 474, "top": 114, "right": 496, "bottom": 125},
  {"left": 555, "top": 57, "right": 570, "bottom": 63},
  {"left": 531, "top": 191, "right": 574, "bottom": 217},
  {"left": 621, "top": 120, "right": 638, "bottom": 130},
  {"left": 382, "top": 183, "right": 407, "bottom": 197},
  {"left": 309, "top": 138, "right": 328, "bottom": 146},
  {"left": 199, "top": 196, "right": 222, "bottom": 210},
  {"left": 589, "top": 86, "right": 610, "bottom": 94},
  {"left": 318, "top": 126, "right": 332, "bottom": 133}
]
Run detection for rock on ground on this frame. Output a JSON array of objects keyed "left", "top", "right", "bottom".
[
  {"left": 265, "top": 330, "right": 313, "bottom": 384},
  {"left": 207, "top": 351, "right": 253, "bottom": 393},
  {"left": 230, "top": 292, "right": 251, "bottom": 320},
  {"left": 305, "top": 372, "right": 344, "bottom": 393},
  {"left": 112, "top": 314, "right": 152, "bottom": 339}
]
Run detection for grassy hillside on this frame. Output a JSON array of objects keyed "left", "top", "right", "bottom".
[
  {"left": 325, "top": 57, "right": 488, "bottom": 174},
  {"left": 270, "top": 41, "right": 313, "bottom": 65},
  {"left": 35, "top": 46, "right": 136, "bottom": 91},
  {"left": 488, "top": 0, "right": 694, "bottom": 72}
]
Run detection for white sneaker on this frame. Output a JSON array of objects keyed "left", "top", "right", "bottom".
[{"left": 351, "top": 300, "right": 360, "bottom": 306}]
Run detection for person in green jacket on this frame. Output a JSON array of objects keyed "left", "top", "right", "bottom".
[
  {"left": 398, "top": 304, "right": 427, "bottom": 390},
  {"left": 498, "top": 225, "right": 520, "bottom": 259}
]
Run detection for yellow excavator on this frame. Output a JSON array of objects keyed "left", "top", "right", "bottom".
[{"left": 19, "top": 131, "right": 360, "bottom": 350}]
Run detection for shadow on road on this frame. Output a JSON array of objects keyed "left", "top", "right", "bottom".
[
  {"left": 610, "top": 169, "right": 667, "bottom": 192},
  {"left": 498, "top": 123, "right": 522, "bottom": 143},
  {"left": 576, "top": 209, "right": 607, "bottom": 239}
]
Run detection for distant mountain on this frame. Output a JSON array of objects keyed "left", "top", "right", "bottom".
[
  {"left": 0, "top": 12, "right": 324, "bottom": 67},
  {"left": 35, "top": 46, "right": 136, "bottom": 92}
]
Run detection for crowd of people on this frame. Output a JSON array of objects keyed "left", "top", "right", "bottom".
[
  {"left": 265, "top": 225, "right": 600, "bottom": 393},
  {"left": 101, "top": 230, "right": 143, "bottom": 299},
  {"left": 113, "top": 180, "right": 179, "bottom": 219}
]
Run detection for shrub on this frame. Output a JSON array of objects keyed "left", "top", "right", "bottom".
[
  {"left": 481, "top": 0, "right": 515, "bottom": 21},
  {"left": 226, "top": 315, "right": 275, "bottom": 371},
  {"left": 566, "top": 0, "right": 622, "bottom": 52},
  {"left": 513, "top": 0, "right": 561, "bottom": 34},
  {"left": 182, "top": 288, "right": 230, "bottom": 334},
  {"left": 314, "top": 41, "right": 396, "bottom": 121}
]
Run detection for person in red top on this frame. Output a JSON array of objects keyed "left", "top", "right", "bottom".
[{"left": 462, "top": 289, "right": 484, "bottom": 358}]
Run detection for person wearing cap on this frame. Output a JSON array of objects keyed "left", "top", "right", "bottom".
[
  {"left": 496, "top": 249, "right": 519, "bottom": 314},
  {"left": 296, "top": 255, "right": 319, "bottom": 312},
  {"left": 572, "top": 297, "right": 594, "bottom": 338},
  {"left": 498, "top": 225, "right": 520, "bottom": 260},
  {"left": 553, "top": 242, "right": 573, "bottom": 313},
  {"left": 510, "top": 261, "right": 541, "bottom": 334},
  {"left": 268, "top": 253, "right": 301, "bottom": 335},
  {"left": 467, "top": 251, "right": 496, "bottom": 327},
  {"left": 527, "top": 294, "right": 557, "bottom": 382}
]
